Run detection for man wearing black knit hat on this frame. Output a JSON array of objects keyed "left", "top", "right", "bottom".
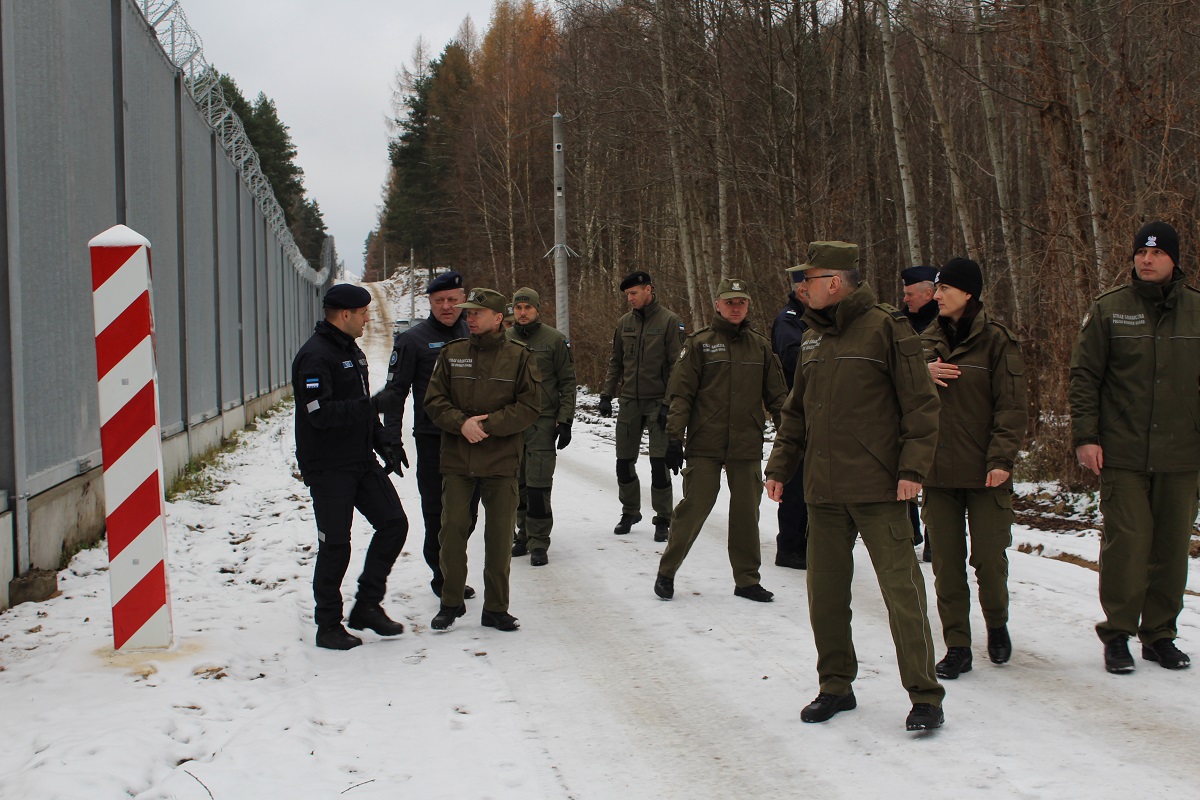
[
  {"left": 600, "top": 271, "right": 687, "bottom": 540},
  {"left": 1070, "top": 220, "right": 1199, "bottom": 674}
]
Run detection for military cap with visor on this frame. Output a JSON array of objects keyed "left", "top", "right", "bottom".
[
  {"left": 716, "top": 278, "right": 752, "bottom": 300},
  {"left": 794, "top": 241, "right": 860, "bottom": 273},
  {"left": 456, "top": 287, "right": 508, "bottom": 314}
]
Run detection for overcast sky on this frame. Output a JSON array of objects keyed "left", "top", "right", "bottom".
[{"left": 181, "top": 0, "right": 498, "bottom": 276}]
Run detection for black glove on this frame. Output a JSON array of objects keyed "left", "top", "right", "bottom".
[
  {"left": 665, "top": 440, "right": 684, "bottom": 475},
  {"left": 657, "top": 404, "right": 669, "bottom": 431},
  {"left": 555, "top": 422, "right": 572, "bottom": 450},
  {"left": 598, "top": 395, "right": 613, "bottom": 418},
  {"left": 371, "top": 388, "right": 404, "bottom": 416},
  {"left": 376, "top": 442, "right": 409, "bottom": 476}
]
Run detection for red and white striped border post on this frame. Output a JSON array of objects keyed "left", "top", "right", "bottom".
[{"left": 88, "top": 224, "right": 173, "bottom": 650}]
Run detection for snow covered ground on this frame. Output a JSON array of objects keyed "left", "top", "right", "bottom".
[{"left": 2, "top": 281, "right": 1198, "bottom": 799}]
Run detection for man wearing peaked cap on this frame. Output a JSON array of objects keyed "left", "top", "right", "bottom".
[
  {"left": 424, "top": 287, "right": 541, "bottom": 632},
  {"left": 381, "top": 269, "right": 480, "bottom": 602},
  {"left": 293, "top": 282, "right": 410, "bottom": 650},
  {"left": 1070, "top": 220, "right": 1199, "bottom": 674},
  {"left": 506, "top": 287, "right": 576, "bottom": 567},
  {"left": 654, "top": 278, "right": 788, "bottom": 603},
  {"left": 900, "top": 265, "right": 940, "bottom": 335},
  {"left": 765, "top": 239, "right": 946, "bottom": 731},
  {"left": 600, "top": 271, "right": 687, "bottom": 540}
]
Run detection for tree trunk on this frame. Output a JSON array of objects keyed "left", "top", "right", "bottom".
[{"left": 878, "top": 1, "right": 922, "bottom": 266}]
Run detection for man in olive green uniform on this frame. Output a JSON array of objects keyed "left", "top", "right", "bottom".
[
  {"left": 654, "top": 279, "right": 789, "bottom": 602},
  {"left": 424, "top": 288, "right": 541, "bottom": 632},
  {"left": 920, "top": 258, "right": 1027, "bottom": 678},
  {"left": 765, "top": 241, "right": 945, "bottom": 732},
  {"left": 600, "top": 271, "right": 687, "bottom": 540},
  {"left": 1069, "top": 221, "right": 1200, "bottom": 673},
  {"left": 507, "top": 287, "right": 577, "bottom": 566}
]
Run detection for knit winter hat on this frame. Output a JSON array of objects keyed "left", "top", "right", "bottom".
[
  {"left": 1132, "top": 221, "right": 1179, "bottom": 266},
  {"left": 512, "top": 287, "right": 541, "bottom": 309},
  {"left": 935, "top": 258, "right": 983, "bottom": 299}
]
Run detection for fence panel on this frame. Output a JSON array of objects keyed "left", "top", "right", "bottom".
[{"left": 181, "top": 110, "right": 219, "bottom": 424}]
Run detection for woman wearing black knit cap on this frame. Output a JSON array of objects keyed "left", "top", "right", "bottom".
[{"left": 920, "top": 258, "right": 1028, "bottom": 679}]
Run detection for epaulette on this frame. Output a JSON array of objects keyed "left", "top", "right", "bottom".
[
  {"left": 987, "top": 319, "right": 1020, "bottom": 343},
  {"left": 444, "top": 336, "right": 469, "bottom": 347},
  {"left": 877, "top": 302, "right": 908, "bottom": 323},
  {"left": 1183, "top": 284, "right": 1200, "bottom": 295},
  {"left": 1096, "top": 284, "right": 1130, "bottom": 300},
  {"left": 687, "top": 326, "right": 712, "bottom": 339}
]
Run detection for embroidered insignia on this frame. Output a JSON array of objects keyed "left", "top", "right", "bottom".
[
  {"left": 342, "top": 361, "right": 353, "bottom": 368},
  {"left": 389, "top": 351, "right": 398, "bottom": 366}
]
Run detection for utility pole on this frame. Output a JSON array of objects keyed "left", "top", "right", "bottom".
[
  {"left": 548, "top": 109, "right": 576, "bottom": 338},
  {"left": 409, "top": 247, "right": 415, "bottom": 320}
]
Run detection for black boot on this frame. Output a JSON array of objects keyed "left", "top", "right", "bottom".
[
  {"left": 1142, "top": 639, "right": 1191, "bottom": 670},
  {"left": 512, "top": 539, "right": 528, "bottom": 557},
  {"left": 734, "top": 584, "right": 775, "bottom": 603},
  {"left": 316, "top": 623, "right": 362, "bottom": 650},
  {"left": 800, "top": 691, "right": 856, "bottom": 723},
  {"left": 987, "top": 626, "right": 1012, "bottom": 664},
  {"left": 654, "top": 573, "right": 674, "bottom": 600},
  {"left": 653, "top": 520, "right": 670, "bottom": 543},
  {"left": 481, "top": 609, "right": 520, "bottom": 631},
  {"left": 431, "top": 579, "right": 476, "bottom": 599},
  {"left": 935, "top": 647, "right": 973, "bottom": 679},
  {"left": 530, "top": 548, "right": 549, "bottom": 566},
  {"left": 775, "top": 551, "right": 806, "bottom": 570},
  {"left": 614, "top": 512, "right": 642, "bottom": 535},
  {"left": 1104, "top": 636, "right": 1135, "bottom": 674},
  {"left": 905, "top": 703, "right": 944, "bottom": 731},
  {"left": 347, "top": 603, "right": 405, "bottom": 636},
  {"left": 431, "top": 604, "right": 466, "bottom": 631}
]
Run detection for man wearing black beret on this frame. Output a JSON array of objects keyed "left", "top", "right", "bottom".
[
  {"left": 599, "top": 271, "right": 687, "bottom": 540},
  {"left": 292, "top": 283, "right": 410, "bottom": 650},
  {"left": 380, "top": 270, "right": 479, "bottom": 600},
  {"left": 1070, "top": 220, "right": 1199, "bottom": 673}
]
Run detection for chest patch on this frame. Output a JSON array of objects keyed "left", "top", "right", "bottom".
[
  {"left": 342, "top": 360, "right": 353, "bottom": 368},
  {"left": 449, "top": 357, "right": 474, "bottom": 369},
  {"left": 802, "top": 336, "right": 823, "bottom": 353},
  {"left": 702, "top": 342, "right": 728, "bottom": 354},
  {"left": 1111, "top": 312, "right": 1146, "bottom": 327},
  {"left": 429, "top": 341, "right": 447, "bottom": 349}
]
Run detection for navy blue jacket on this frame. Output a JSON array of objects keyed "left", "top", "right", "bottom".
[
  {"left": 904, "top": 298, "right": 939, "bottom": 334},
  {"left": 292, "top": 320, "right": 379, "bottom": 476},
  {"left": 772, "top": 292, "right": 809, "bottom": 389},
  {"left": 382, "top": 312, "right": 470, "bottom": 441}
]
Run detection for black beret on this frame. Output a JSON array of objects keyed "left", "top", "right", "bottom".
[
  {"left": 427, "top": 271, "right": 464, "bottom": 294},
  {"left": 900, "top": 266, "right": 938, "bottom": 286},
  {"left": 323, "top": 283, "right": 372, "bottom": 309},
  {"left": 620, "top": 271, "right": 653, "bottom": 291}
]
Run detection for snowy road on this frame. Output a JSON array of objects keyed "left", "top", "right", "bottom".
[{"left": 1, "top": 281, "right": 1197, "bottom": 799}]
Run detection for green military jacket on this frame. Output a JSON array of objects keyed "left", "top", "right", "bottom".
[
  {"left": 765, "top": 283, "right": 940, "bottom": 504},
  {"left": 424, "top": 329, "right": 541, "bottom": 477},
  {"left": 666, "top": 315, "right": 789, "bottom": 460},
  {"left": 507, "top": 321, "right": 577, "bottom": 423},
  {"left": 1068, "top": 270, "right": 1200, "bottom": 472},
  {"left": 921, "top": 311, "right": 1027, "bottom": 488},
  {"left": 602, "top": 298, "right": 687, "bottom": 401}
]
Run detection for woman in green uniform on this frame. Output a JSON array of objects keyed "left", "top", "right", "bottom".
[{"left": 921, "top": 258, "right": 1027, "bottom": 679}]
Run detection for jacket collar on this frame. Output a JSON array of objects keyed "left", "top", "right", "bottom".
[
  {"left": 634, "top": 298, "right": 660, "bottom": 320},
  {"left": 469, "top": 328, "right": 507, "bottom": 350},
  {"left": 904, "top": 298, "right": 939, "bottom": 332},
  {"left": 804, "top": 282, "right": 876, "bottom": 335},
  {"left": 936, "top": 309, "right": 988, "bottom": 353},
  {"left": 426, "top": 311, "right": 466, "bottom": 336},
  {"left": 711, "top": 314, "right": 749, "bottom": 338},
  {"left": 514, "top": 320, "right": 542, "bottom": 337},
  {"left": 1130, "top": 266, "right": 1185, "bottom": 310},
  {"left": 316, "top": 319, "right": 356, "bottom": 349}
]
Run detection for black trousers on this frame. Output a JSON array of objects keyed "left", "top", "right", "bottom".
[
  {"left": 307, "top": 461, "right": 408, "bottom": 627},
  {"left": 415, "top": 433, "right": 479, "bottom": 592},
  {"left": 776, "top": 462, "right": 808, "bottom": 556}
]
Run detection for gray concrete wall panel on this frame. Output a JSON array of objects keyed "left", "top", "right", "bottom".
[
  {"left": 239, "top": 189, "right": 258, "bottom": 401},
  {"left": 216, "top": 157, "right": 241, "bottom": 409}
]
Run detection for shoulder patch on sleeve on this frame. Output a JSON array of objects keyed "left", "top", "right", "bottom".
[
  {"left": 389, "top": 351, "right": 398, "bottom": 366},
  {"left": 678, "top": 345, "right": 688, "bottom": 360},
  {"left": 1080, "top": 309, "right": 1092, "bottom": 330}
]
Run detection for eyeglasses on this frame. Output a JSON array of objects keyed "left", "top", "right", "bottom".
[{"left": 802, "top": 274, "right": 837, "bottom": 283}]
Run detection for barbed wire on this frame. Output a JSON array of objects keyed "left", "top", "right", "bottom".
[{"left": 134, "top": 0, "right": 332, "bottom": 285}]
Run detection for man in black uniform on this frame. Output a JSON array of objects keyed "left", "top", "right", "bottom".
[
  {"left": 292, "top": 284, "right": 408, "bottom": 650},
  {"left": 381, "top": 271, "right": 478, "bottom": 600},
  {"left": 901, "top": 264, "right": 939, "bottom": 561},
  {"left": 772, "top": 266, "right": 810, "bottom": 569}
]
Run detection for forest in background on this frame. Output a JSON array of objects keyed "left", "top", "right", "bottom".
[{"left": 363, "top": 0, "right": 1200, "bottom": 485}]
